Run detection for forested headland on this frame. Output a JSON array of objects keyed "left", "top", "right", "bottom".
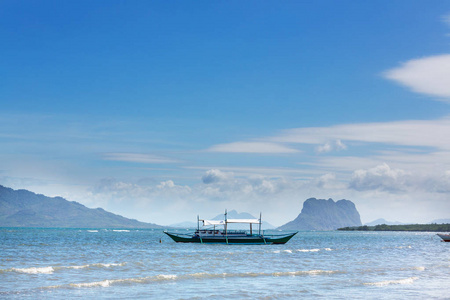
[{"left": 338, "top": 223, "right": 450, "bottom": 232}]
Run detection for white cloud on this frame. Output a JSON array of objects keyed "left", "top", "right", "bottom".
[
  {"left": 349, "top": 163, "right": 410, "bottom": 192},
  {"left": 315, "top": 173, "right": 343, "bottom": 189},
  {"left": 91, "top": 178, "right": 190, "bottom": 201},
  {"left": 316, "top": 139, "right": 347, "bottom": 153},
  {"left": 199, "top": 169, "right": 282, "bottom": 200},
  {"left": 349, "top": 163, "right": 450, "bottom": 195},
  {"left": 202, "top": 169, "right": 233, "bottom": 184},
  {"left": 157, "top": 180, "right": 175, "bottom": 189},
  {"left": 206, "top": 142, "right": 299, "bottom": 153},
  {"left": 383, "top": 54, "right": 450, "bottom": 101},
  {"left": 103, "top": 153, "right": 177, "bottom": 164},
  {"left": 187, "top": 165, "right": 318, "bottom": 178}
]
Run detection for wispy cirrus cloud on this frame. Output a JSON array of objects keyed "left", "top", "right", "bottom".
[
  {"left": 270, "top": 117, "right": 450, "bottom": 150},
  {"left": 103, "top": 153, "right": 178, "bottom": 164},
  {"left": 383, "top": 54, "right": 450, "bottom": 102},
  {"left": 206, "top": 142, "right": 299, "bottom": 154},
  {"left": 205, "top": 118, "right": 450, "bottom": 155}
]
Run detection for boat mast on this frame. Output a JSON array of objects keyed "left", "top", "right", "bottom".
[
  {"left": 259, "top": 212, "right": 262, "bottom": 235},
  {"left": 224, "top": 209, "right": 228, "bottom": 234},
  {"left": 224, "top": 209, "right": 228, "bottom": 244},
  {"left": 197, "top": 215, "right": 200, "bottom": 231}
]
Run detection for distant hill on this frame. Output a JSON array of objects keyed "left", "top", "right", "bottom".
[
  {"left": 278, "top": 198, "right": 362, "bottom": 230},
  {"left": 0, "top": 185, "right": 162, "bottom": 228},
  {"left": 365, "top": 218, "right": 404, "bottom": 226}
]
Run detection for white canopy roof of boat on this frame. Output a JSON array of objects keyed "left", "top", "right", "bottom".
[
  {"left": 202, "top": 220, "right": 225, "bottom": 226},
  {"left": 227, "top": 219, "right": 260, "bottom": 224},
  {"left": 202, "top": 219, "right": 260, "bottom": 225}
]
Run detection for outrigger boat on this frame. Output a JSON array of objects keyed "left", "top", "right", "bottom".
[
  {"left": 164, "top": 211, "right": 297, "bottom": 244},
  {"left": 437, "top": 233, "right": 450, "bottom": 242}
]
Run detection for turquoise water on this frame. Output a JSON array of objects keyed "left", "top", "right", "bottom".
[{"left": 1, "top": 228, "right": 449, "bottom": 299}]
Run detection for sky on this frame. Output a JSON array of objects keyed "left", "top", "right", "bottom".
[{"left": 1, "top": 1, "right": 450, "bottom": 226}]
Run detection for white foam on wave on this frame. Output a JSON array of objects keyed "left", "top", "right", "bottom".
[
  {"left": 70, "top": 280, "right": 112, "bottom": 288},
  {"left": 273, "top": 270, "right": 337, "bottom": 277},
  {"left": 87, "top": 230, "right": 98, "bottom": 233},
  {"left": 12, "top": 267, "right": 54, "bottom": 274},
  {"left": 66, "top": 274, "right": 178, "bottom": 289},
  {"left": 68, "top": 262, "right": 126, "bottom": 270},
  {"left": 297, "top": 248, "right": 320, "bottom": 252},
  {"left": 156, "top": 274, "right": 177, "bottom": 280},
  {"left": 274, "top": 248, "right": 328, "bottom": 254},
  {"left": 364, "top": 277, "right": 419, "bottom": 287},
  {"left": 214, "top": 270, "right": 339, "bottom": 279},
  {"left": 396, "top": 245, "right": 412, "bottom": 249},
  {"left": 189, "top": 272, "right": 209, "bottom": 278},
  {"left": 7, "top": 262, "right": 127, "bottom": 275},
  {"left": 112, "top": 230, "right": 130, "bottom": 232}
]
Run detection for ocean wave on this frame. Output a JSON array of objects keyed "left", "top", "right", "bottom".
[
  {"left": 44, "top": 274, "right": 179, "bottom": 290},
  {"left": 2, "top": 262, "right": 126, "bottom": 275},
  {"left": 87, "top": 230, "right": 98, "bottom": 233},
  {"left": 70, "top": 280, "right": 113, "bottom": 288},
  {"left": 42, "top": 269, "right": 340, "bottom": 290},
  {"left": 273, "top": 248, "right": 332, "bottom": 253},
  {"left": 112, "top": 230, "right": 130, "bottom": 232},
  {"left": 189, "top": 270, "right": 341, "bottom": 280},
  {"left": 364, "top": 277, "right": 419, "bottom": 286}
]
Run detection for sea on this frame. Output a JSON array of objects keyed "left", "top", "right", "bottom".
[{"left": 1, "top": 228, "right": 449, "bottom": 299}]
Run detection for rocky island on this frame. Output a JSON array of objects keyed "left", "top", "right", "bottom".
[{"left": 278, "top": 198, "right": 362, "bottom": 230}]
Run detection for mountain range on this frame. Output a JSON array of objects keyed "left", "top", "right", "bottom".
[{"left": 0, "top": 185, "right": 161, "bottom": 228}]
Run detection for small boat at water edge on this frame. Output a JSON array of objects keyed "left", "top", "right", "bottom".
[
  {"left": 164, "top": 210, "right": 297, "bottom": 245},
  {"left": 164, "top": 230, "right": 297, "bottom": 244},
  {"left": 437, "top": 233, "right": 450, "bottom": 242}
]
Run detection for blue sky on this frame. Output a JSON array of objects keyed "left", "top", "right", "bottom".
[{"left": 1, "top": 1, "right": 450, "bottom": 225}]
